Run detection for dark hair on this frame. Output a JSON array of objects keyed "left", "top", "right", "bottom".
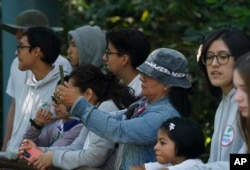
[
  {"left": 22, "top": 26, "right": 61, "bottom": 64},
  {"left": 160, "top": 117, "right": 205, "bottom": 159},
  {"left": 234, "top": 52, "right": 250, "bottom": 153},
  {"left": 106, "top": 28, "right": 150, "bottom": 68},
  {"left": 198, "top": 28, "right": 250, "bottom": 97},
  {"left": 69, "top": 64, "right": 137, "bottom": 109},
  {"left": 169, "top": 87, "right": 193, "bottom": 117},
  {"left": 57, "top": 75, "right": 70, "bottom": 85}
]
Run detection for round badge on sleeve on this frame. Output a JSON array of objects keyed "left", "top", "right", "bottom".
[{"left": 221, "top": 125, "right": 234, "bottom": 146}]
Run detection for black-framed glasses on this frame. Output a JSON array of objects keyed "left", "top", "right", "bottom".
[
  {"left": 51, "top": 93, "right": 61, "bottom": 105},
  {"left": 104, "top": 49, "right": 119, "bottom": 59},
  {"left": 202, "top": 52, "right": 232, "bottom": 66},
  {"left": 16, "top": 45, "right": 30, "bottom": 53}
]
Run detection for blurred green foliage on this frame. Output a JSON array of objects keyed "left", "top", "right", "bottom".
[{"left": 58, "top": 0, "right": 250, "bottom": 161}]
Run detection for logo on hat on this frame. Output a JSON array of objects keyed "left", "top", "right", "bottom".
[{"left": 144, "top": 61, "right": 188, "bottom": 78}]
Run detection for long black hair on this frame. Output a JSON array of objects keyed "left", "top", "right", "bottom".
[
  {"left": 69, "top": 64, "right": 137, "bottom": 109},
  {"left": 169, "top": 87, "right": 193, "bottom": 117}
]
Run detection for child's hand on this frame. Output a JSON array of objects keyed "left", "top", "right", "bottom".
[
  {"left": 35, "top": 109, "right": 53, "bottom": 126},
  {"left": 29, "top": 151, "right": 53, "bottom": 170},
  {"left": 18, "top": 139, "right": 37, "bottom": 159}
]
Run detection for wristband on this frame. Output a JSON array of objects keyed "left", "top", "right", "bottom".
[{"left": 30, "top": 119, "right": 43, "bottom": 130}]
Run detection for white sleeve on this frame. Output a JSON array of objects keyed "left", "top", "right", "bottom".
[
  {"left": 6, "top": 58, "right": 28, "bottom": 99},
  {"left": 145, "top": 162, "right": 169, "bottom": 170},
  {"left": 54, "top": 55, "right": 72, "bottom": 74},
  {"left": 190, "top": 161, "right": 229, "bottom": 170},
  {"left": 169, "top": 159, "right": 202, "bottom": 170}
]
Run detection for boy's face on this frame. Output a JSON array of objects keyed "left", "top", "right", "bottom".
[
  {"left": 67, "top": 38, "right": 79, "bottom": 67},
  {"left": 16, "top": 35, "right": 34, "bottom": 71},
  {"left": 102, "top": 42, "right": 124, "bottom": 77}
]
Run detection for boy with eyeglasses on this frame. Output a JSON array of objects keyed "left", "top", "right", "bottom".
[
  {"left": 1, "top": 26, "right": 67, "bottom": 160},
  {"left": 103, "top": 28, "right": 151, "bottom": 97},
  {"left": 0, "top": 9, "right": 72, "bottom": 152},
  {"left": 103, "top": 28, "right": 151, "bottom": 170}
]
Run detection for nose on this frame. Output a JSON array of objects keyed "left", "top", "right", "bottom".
[
  {"left": 15, "top": 50, "right": 19, "bottom": 57},
  {"left": 210, "top": 57, "right": 219, "bottom": 66},
  {"left": 103, "top": 53, "right": 107, "bottom": 61},
  {"left": 52, "top": 102, "right": 57, "bottom": 107},
  {"left": 234, "top": 89, "right": 242, "bottom": 103},
  {"left": 67, "top": 46, "right": 72, "bottom": 55},
  {"left": 139, "top": 75, "right": 144, "bottom": 82},
  {"left": 139, "top": 74, "right": 146, "bottom": 82},
  {"left": 154, "top": 142, "right": 159, "bottom": 151}
]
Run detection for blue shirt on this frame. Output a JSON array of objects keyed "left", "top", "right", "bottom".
[{"left": 70, "top": 96, "right": 180, "bottom": 170}]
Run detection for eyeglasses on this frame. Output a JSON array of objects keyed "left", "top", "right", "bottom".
[
  {"left": 51, "top": 93, "right": 61, "bottom": 104},
  {"left": 104, "top": 49, "right": 119, "bottom": 59},
  {"left": 202, "top": 52, "right": 232, "bottom": 66},
  {"left": 16, "top": 45, "right": 30, "bottom": 53}
]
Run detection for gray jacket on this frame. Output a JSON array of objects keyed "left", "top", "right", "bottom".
[
  {"left": 40, "top": 100, "right": 118, "bottom": 169},
  {"left": 68, "top": 25, "right": 106, "bottom": 70}
]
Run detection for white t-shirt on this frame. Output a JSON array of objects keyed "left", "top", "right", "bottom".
[
  {"left": 145, "top": 159, "right": 203, "bottom": 170},
  {"left": 128, "top": 74, "right": 142, "bottom": 97},
  {"left": 6, "top": 55, "right": 72, "bottom": 100}
]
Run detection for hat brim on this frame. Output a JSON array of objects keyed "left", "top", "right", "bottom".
[
  {"left": 137, "top": 62, "right": 191, "bottom": 89},
  {"left": 1, "top": 23, "right": 64, "bottom": 35}
]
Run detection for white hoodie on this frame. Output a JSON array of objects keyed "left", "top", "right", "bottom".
[{"left": 5, "top": 66, "right": 66, "bottom": 159}]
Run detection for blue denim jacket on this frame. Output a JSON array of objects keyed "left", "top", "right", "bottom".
[{"left": 70, "top": 96, "right": 180, "bottom": 170}]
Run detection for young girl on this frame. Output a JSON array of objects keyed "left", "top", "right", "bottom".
[
  {"left": 19, "top": 64, "right": 137, "bottom": 170},
  {"left": 185, "top": 28, "right": 250, "bottom": 170},
  {"left": 189, "top": 43, "right": 250, "bottom": 170},
  {"left": 233, "top": 52, "right": 250, "bottom": 153},
  {"left": 23, "top": 76, "right": 83, "bottom": 147},
  {"left": 197, "top": 28, "right": 250, "bottom": 162},
  {"left": 131, "top": 117, "right": 205, "bottom": 170}
]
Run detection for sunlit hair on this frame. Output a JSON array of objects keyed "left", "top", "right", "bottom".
[{"left": 234, "top": 52, "right": 250, "bottom": 153}]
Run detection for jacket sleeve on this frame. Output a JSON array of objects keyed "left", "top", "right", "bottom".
[
  {"left": 50, "top": 99, "right": 118, "bottom": 169},
  {"left": 71, "top": 97, "right": 179, "bottom": 145},
  {"left": 24, "top": 122, "right": 56, "bottom": 147},
  {"left": 40, "top": 125, "right": 89, "bottom": 152},
  {"left": 52, "top": 132, "right": 115, "bottom": 169},
  {"left": 24, "top": 126, "right": 42, "bottom": 143},
  {"left": 51, "top": 123, "right": 83, "bottom": 147}
]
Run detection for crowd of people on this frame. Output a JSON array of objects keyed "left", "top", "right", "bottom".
[{"left": 0, "top": 8, "right": 250, "bottom": 170}]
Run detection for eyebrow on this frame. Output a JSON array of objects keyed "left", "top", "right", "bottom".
[{"left": 207, "top": 50, "right": 231, "bottom": 54}]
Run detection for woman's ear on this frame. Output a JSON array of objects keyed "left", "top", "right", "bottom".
[{"left": 163, "top": 85, "right": 171, "bottom": 93}]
